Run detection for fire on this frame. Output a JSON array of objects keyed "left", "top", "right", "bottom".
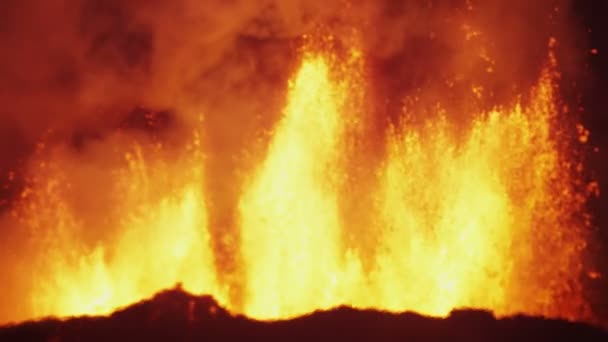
[
  {"left": 13, "top": 132, "right": 225, "bottom": 319},
  {"left": 3, "top": 41, "right": 590, "bottom": 323},
  {"left": 372, "top": 74, "right": 559, "bottom": 315},
  {"left": 239, "top": 53, "right": 363, "bottom": 318}
]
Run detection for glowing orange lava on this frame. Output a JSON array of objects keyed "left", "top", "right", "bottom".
[{"left": 2, "top": 42, "right": 590, "bottom": 323}]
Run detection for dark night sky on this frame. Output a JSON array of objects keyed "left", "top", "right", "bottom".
[{"left": 571, "top": 0, "right": 608, "bottom": 323}]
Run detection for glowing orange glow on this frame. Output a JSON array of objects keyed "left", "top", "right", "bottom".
[
  {"left": 3, "top": 42, "right": 590, "bottom": 324},
  {"left": 370, "top": 75, "right": 565, "bottom": 316},
  {"left": 239, "top": 53, "right": 364, "bottom": 318},
  {"left": 13, "top": 131, "right": 225, "bottom": 319}
]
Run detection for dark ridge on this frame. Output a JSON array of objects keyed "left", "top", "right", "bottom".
[{"left": 1, "top": 288, "right": 606, "bottom": 341}]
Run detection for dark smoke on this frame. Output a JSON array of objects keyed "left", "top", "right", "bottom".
[{"left": 0, "top": 0, "right": 583, "bottom": 198}]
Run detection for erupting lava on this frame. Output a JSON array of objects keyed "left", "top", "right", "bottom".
[{"left": 4, "top": 40, "right": 590, "bottom": 324}]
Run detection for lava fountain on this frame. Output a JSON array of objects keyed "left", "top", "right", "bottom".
[{"left": 1, "top": 38, "right": 591, "bottom": 324}]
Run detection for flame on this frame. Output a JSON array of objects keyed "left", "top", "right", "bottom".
[
  {"left": 4, "top": 42, "right": 590, "bottom": 323},
  {"left": 14, "top": 132, "right": 225, "bottom": 319},
  {"left": 239, "top": 53, "right": 363, "bottom": 318},
  {"left": 371, "top": 76, "right": 560, "bottom": 315}
]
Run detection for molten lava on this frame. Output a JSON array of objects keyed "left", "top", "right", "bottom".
[
  {"left": 4, "top": 41, "right": 590, "bottom": 323},
  {"left": 240, "top": 54, "right": 357, "bottom": 318}
]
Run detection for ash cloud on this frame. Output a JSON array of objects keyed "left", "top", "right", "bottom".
[{"left": 0, "top": 0, "right": 581, "bottom": 161}]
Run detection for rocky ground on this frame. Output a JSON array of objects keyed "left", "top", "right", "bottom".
[{"left": 1, "top": 288, "right": 606, "bottom": 341}]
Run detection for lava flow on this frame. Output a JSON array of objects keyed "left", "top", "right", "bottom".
[{"left": 1, "top": 40, "right": 591, "bottom": 324}]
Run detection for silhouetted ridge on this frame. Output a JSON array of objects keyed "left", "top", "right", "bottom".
[{"left": 1, "top": 288, "right": 606, "bottom": 341}]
